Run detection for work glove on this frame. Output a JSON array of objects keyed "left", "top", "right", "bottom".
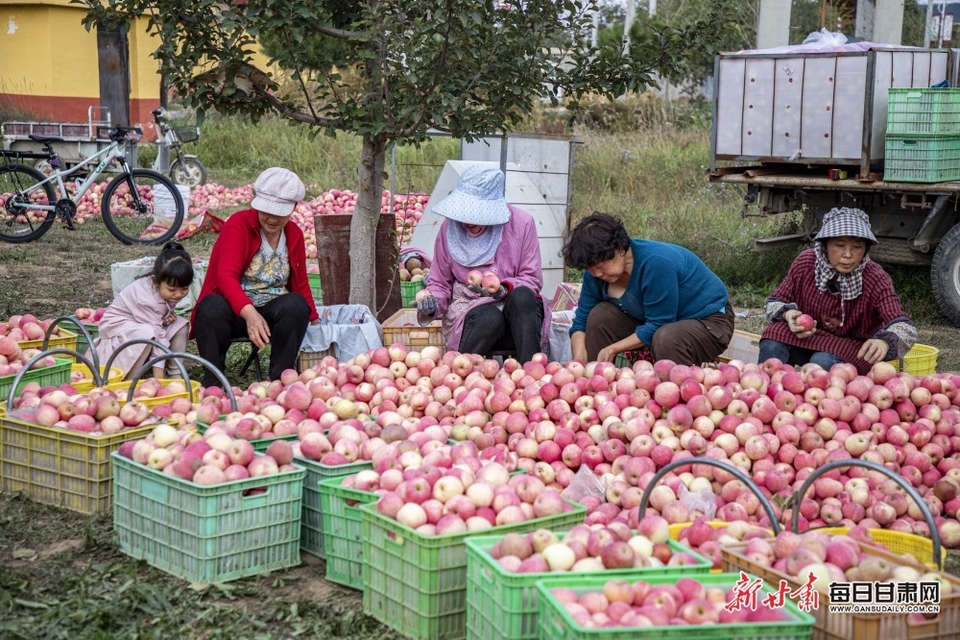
[
  {"left": 467, "top": 283, "right": 506, "bottom": 300},
  {"left": 783, "top": 309, "right": 816, "bottom": 339},
  {"left": 858, "top": 338, "right": 890, "bottom": 364},
  {"left": 416, "top": 291, "right": 438, "bottom": 316}
]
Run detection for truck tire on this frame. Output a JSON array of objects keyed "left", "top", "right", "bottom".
[{"left": 932, "top": 223, "right": 960, "bottom": 326}]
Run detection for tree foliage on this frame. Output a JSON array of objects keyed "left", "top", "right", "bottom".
[{"left": 77, "top": 0, "right": 731, "bottom": 308}]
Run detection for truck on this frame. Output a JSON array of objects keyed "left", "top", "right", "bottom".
[
  {"left": 707, "top": 45, "right": 960, "bottom": 326},
  {"left": 0, "top": 106, "right": 123, "bottom": 171}
]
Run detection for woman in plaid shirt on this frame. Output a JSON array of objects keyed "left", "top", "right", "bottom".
[{"left": 758, "top": 207, "right": 917, "bottom": 375}]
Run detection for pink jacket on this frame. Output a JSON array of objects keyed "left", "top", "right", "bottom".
[{"left": 427, "top": 205, "right": 551, "bottom": 352}]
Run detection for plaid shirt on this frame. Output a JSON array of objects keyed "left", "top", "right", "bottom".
[{"left": 762, "top": 249, "right": 917, "bottom": 374}]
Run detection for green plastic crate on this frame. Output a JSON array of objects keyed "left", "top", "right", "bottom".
[
  {"left": 535, "top": 572, "right": 816, "bottom": 640},
  {"left": 465, "top": 533, "right": 712, "bottom": 640},
  {"left": 112, "top": 452, "right": 304, "bottom": 583},
  {"left": 361, "top": 499, "right": 587, "bottom": 640},
  {"left": 884, "top": 134, "right": 960, "bottom": 183},
  {"left": 196, "top": 422, "right": 298, "bottom": 454},
  {"left": 0, "top": 357, "right": 73, "bottom": 402},
  {"left": 295, "top": 456, "right": 373, "bottom": 558},
  {"left": 318, "top": 475, "right": 378, "bottom": 589},
  {"left": 308, "top": 272, "right": 323, "bottom": 304},
  {"left": 73, "top": 323, "right": 100, "bottom": 357},
  {"left": 400, "top": 280, "right": 425, "bottom": 307},
  {"left": 0, "top": 414, "right": 153, "bottom": 513},
  {"left": 887, "top": 88, "right": 960, "bottom": 135}
]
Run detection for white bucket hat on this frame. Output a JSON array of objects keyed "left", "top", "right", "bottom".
[
  {"left": 814, "top": 207, "right": 878, "bottom": 244},
  {"left": 432, "top": 165, "right": 511, "bottom": 226},
  {"left": 251, "top": 167, "right": 305, "bottom": 217}
]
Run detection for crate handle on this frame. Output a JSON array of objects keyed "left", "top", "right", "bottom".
[
  {"left": 903, "top": 139, "right": 919, "bottom": 147},
  {"left": 5, "top": 348, "right": 100, "bottom": 409},
  {"left": 384, "top": 528, "right": 405, "bottom": 547},
  {"left": 241, "top": 486, "right": 270, "bottom": 502},
  {"left": 790, "top": 459, "right": 941, "bottom": 569},
  {"left": 407, "top": 330, "right": 431, "bottom": 341},
  {"left": 637, "top": 456, "right": 781, "bottom": 535},
  {"left": 44, "top": 315, "right": 99, "bottom": 371}
]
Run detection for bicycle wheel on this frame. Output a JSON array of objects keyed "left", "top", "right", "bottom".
[
  {"left": 0, "top": 164, "right": 57, "bottom": 243},
  {"left": 170, "top": 157, "right": 206, "bottom": 188},
  {"left": 101, "top": 169, "right": 184, "bottom": 245}
]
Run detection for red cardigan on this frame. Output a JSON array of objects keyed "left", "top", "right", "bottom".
[{"left": 190, "top": 208, "right": 318, "bottom": 337}]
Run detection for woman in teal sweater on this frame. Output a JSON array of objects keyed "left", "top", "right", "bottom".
[{"left": 561, "top": 213, "right": 734, "bottom": 365}]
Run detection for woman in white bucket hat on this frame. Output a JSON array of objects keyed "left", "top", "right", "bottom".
[
  {"left": 758, "top": 207, "right": 917, "bottom": 374},
  {"left": 192, "top": 167, "right": 319, "bottom": 386},
  {"left": 416, "top": 165, "right": 551, "bottom": 362}
]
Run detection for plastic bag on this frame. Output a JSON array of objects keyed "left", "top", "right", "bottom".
[
  {"left": 139, "top": 183, "right": 189, "bottom": 241},
  {"left": 561, "top": 465, "right": 607, "bottom": 502},
  {"left": 175, "top": 210, "right": 225, "bottom": 240},
  {"left": 679, "top": 483, "right": 717, "bottom": 520},
  {"left": 801, "top": 28, "right": 847, "bottom": 48}
]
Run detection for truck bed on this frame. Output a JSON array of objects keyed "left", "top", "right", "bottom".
[{"left": 709, "top": 165, "right": 960, "bottom": 195}]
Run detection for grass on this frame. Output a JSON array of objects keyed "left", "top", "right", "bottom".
[{"left": 2, "top": 100, "right": 960, "bottom": 637}]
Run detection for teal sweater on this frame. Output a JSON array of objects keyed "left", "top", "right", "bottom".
[{"left": 570, "top": 239, "right": 729, "bottom": 346}]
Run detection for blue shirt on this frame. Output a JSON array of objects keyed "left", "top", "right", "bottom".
[{"left": 570, "top": 239, "right": 729, "bottom": 346}]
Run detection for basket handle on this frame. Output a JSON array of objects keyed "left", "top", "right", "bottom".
[
  {"left": 5, "top": 348, "right": 100, "bottom": 408},
  {"left": 102, "top": 338, "right": 180, "bottom": 391},
  {"left": 637, "top": 456, "right": 781, "bottom": 535},
  {"left": 43, "top": 314, "right": 100, "bottom": 372},
  {"left": 790, "top": 459, "right": 941, "bottom": 570}
]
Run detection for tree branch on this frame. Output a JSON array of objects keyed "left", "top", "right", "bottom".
[{"left": 304, "top": 18, "right": 363, "bottom": 40}]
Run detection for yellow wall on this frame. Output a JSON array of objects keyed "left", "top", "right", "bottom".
[{"left": 1, "top": 1, "right": 279, "bottom": 124}]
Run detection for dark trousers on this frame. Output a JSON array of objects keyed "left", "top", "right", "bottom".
[
  {"left": 458, "top": 285, "right": 544, "bottom": 363},
  {"left": 585, "top": 301, "right": 734, "bottom": 365},
  {"left": 194, "top": 292, "right": 311, "bottom": 386}
]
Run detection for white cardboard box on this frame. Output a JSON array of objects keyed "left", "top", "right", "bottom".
[{"left": 718, "top": 330, "right": 762, "bottom": 364}]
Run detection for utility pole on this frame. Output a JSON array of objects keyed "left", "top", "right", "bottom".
[
  {"left": 926, "top": 0, "right": 935, "bottom": 45},
  {"left": 757, "top": 0, "right": 792, "bottom": 49}
]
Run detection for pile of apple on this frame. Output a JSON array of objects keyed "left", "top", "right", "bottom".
[
  {"left": 73, "top": 307, "right": 107, "bottom": 324},
  {"left": 10, "top": 382, "right": 157, "bottom": 434},
  {"left": 120, "top": 423, "right": 298, "bottom": 486},
  {"left": 0, "top": 313, "right": 66, "bottom": 343},
  {"left": 488, "top": 523, "right": 703, "bottom": 574},
  {"left": 549, "top": 576, "right": 792, "bottom": 629},
  {"left": 0, "top": 346, "right": 59, "bottom": 378},
  {"left": 727, "top": 527, "right": 954, "bottom": 599},
  {"left": 646, "top": 515, "right": 772, "bottom": 570},
  {"left": 370, "top": 456, "right": 578, "bottom": 536}
]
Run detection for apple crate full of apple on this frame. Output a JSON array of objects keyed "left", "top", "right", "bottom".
[
  {"left": 0, "top": 399, "right": 156, "bottom": 513},
  {"left": 112, "top": 452, "right": 305, "bottom": 583},
  {"left": 317, "top": 474, "right": 380, "bottom": 589},
  {"left": 360, "top": 498, "right": 587, "bottom": 640},
  {"left": 0, "top": 356, "right": 74, "bottom": 408},
  {"left": 463, "top": 527, "right": 712, "bottom": 640},
  {"left": 295, "top": 456, "right": 373, "bottom": 559},
  {"left": 196, "top": 419, "right": 299, "bottom": 454},
  {"left": 720, "top": 530, "right": 960, "bottom": 640},
  {"left": 534, "top": 572, "right": 816, "bottom": 640},
  {"left": 105, "top": 377, "right": 200, "bottom": 409}
]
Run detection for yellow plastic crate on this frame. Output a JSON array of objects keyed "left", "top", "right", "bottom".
[
  {"left": 71, "top": 364, "right": 124, "bottom": 394},
  {"left": 722, "top": 540, "right": 960, "bottom": 640},
  {"left": 381, "top": 309, "right": 445, "bottom": 354},
  {"left": 17, "top": 328, "right": 78, "bottom": 355},
  {"left": 887, "top": 343, "right": 938, "bottom": 376},
  {"left": 105, "top": 378, "right": 200, "bottom": 407},
  {"left": 669, "top": 520, "right": 774, "bottom": 573},
  {"left": 0, "top": 413, "right": 154, "bottom": 513},
  {"left": 814, "top": 526, "right": 945, "bottom": 570}
]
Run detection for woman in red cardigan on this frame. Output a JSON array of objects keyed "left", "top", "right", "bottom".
[
  {"left": 192, "top": 167, "right": 318, "bottom": 386},
  {"left": 758, "top": 207, "right": 917, "bottom": 375}
]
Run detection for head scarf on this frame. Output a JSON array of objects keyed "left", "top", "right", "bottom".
[
  {"left": 446, "top": 220, "right": 504, "bottom": 267},
  {"left": 814, "top": 242, "right": 868, "bottom": 300}
]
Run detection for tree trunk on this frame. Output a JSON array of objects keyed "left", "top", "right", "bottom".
[{"left": 349, "top": 133, "right": 387, "bottom": 310}]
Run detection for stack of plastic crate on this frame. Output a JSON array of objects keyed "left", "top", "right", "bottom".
[{"left": 885, "top": 88, "right": 960, "bottom": 182}]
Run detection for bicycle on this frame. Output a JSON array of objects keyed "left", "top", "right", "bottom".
[
  {"left": 0, "top": 124, "right": 185, "bottom": 245},
  {"left": 151, "top": 107, "right": 207, "bottom": 188}
]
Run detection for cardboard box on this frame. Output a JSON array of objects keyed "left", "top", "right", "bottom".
[
  {"left": 717, "top": 330, "right": 761, "bottom": 364},
  {"left": 550, "top": 282, "right": 581, "bottom": 312}
]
